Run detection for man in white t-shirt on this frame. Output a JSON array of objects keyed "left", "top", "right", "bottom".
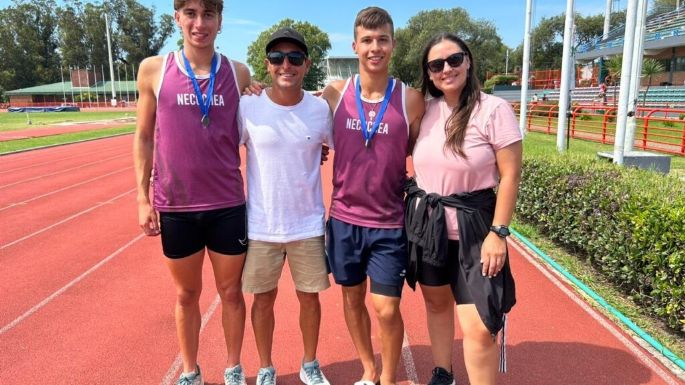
[{"left": 238, "top": 27, "right": 333, "bottom": 385}]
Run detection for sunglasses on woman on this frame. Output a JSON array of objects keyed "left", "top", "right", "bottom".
[
  {"left": 266, "top": 51, "right": 306, "bottom": 66},
  {"left": 426, "top": 52, "right": 468, "bottom": 73}
]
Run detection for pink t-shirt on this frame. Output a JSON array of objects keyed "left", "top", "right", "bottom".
[{"left": 412, "top": 93, "right": 521, "bottom": 239}]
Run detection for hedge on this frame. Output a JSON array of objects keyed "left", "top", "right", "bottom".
[{"left": 516, "top": 154, "right": 685, "bottom": 333}]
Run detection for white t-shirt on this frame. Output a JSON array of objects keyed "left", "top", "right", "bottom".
[{"left": 238, "top": 91, "right": 333, "bottom": 242}]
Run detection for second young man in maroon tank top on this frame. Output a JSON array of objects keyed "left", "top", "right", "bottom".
[{"left": 321, "top": 7, "right": 424, "bottom": 385}]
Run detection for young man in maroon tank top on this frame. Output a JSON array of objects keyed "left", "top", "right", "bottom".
[
  {"left": 133, "top": 1, "right": 251, "bottom": 384},
  {"left": 321, "top": 7, "right": 424, "bottom": 385}
]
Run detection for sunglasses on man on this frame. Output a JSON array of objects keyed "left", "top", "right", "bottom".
[
  {"left": 266, "top": 51, "right": 307, "bottom": 66},
  {"left": 426, "top": 52, "right": 468, "bottom": 73}
]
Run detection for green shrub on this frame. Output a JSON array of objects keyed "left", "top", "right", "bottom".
[
  {"left": 484, "top": 74, "right": 519, "bottom": 89},
  {"left": 517, "top": 154, "right": 685, "bottom": 333},
  {"left": 662, "top": 119, "right": 676, "bottom": 128}
]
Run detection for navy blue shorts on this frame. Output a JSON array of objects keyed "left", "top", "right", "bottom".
[
  {"left": 159, "top": 204, "right": 247, "bottom": 259},
  {"left": 326, "top": 217, "right": 407, "bottom": 297}
]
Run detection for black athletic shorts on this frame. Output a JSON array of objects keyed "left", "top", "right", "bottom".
[
  {"left": 159, "top": 204, "right": 247, "bottom": 259},
  {"left": 416, "top": 240, "right": 474, "bottom": 304}
]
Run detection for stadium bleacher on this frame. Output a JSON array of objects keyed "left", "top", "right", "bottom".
[{"left": 493, "top": 85, "right": 685, "bottom": 107}]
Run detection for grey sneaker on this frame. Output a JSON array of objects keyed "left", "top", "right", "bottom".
[
  {"left": 224, "top": 364, "right": 247, "bottom": 385},
  {"left": 427, "top": 367, "right": 455, "bottom": 385},
  {"left": 299, "top": 359, "right": 330, "bottom": 385},
  {"left": 256, "top": 366, "right": 277, "bottom": 385},
  {"left": 177, "top": 365, "right": 203, "bottom": 385}
]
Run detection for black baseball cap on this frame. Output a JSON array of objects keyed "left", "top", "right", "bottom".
[{"left": 265, "top": 27, "right": 309, "bottom": 56}]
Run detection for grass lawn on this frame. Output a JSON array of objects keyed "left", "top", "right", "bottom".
[
  {"left": 516, "top": 131, "right": 685, "bottom": 362},
  {"left": 523, "top": 130, "right": 685, "bottom": 173},
  {"left": 0, "top": 125, "right": 134, "bottom": 154},
  {"left": 0, "top": 111, "right": 135, "bottom": 132}
]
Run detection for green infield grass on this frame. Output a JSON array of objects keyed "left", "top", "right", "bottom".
[
  {"left": 0, "top": 125, "right": 134, "bottom": 154},
  {"left": 0, "top": 111, "right": 135, "bottom": 132}
]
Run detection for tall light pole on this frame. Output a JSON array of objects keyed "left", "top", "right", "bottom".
[
  {"left": 556, "top": 0, "right": 576, "bottom": 152},
  {"left": 505, "top": 49, "right": 509, "bottom": 75},
  {"left": 105, "top": 12, "right": 117, "bottom": 107},
  {"left": 625, "top": 0, "right": 647, "bottom": 152},
  {"left": 613, "top": 0, "right": 639, "bottom": 165},
  {"left": 519, "top": 0, "right": 534, "bottom": 136},
  {"left": 604, "top": 0, "right": 613, "bottom": 39}
]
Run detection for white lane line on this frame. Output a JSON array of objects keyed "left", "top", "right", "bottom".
[
  {"left": 0, "top": 152, "right": 128, "bottom": 190},
  {"left": 0, "top": 144, "right": 127, "bottom": 175},
  {"left": 402, "top": 330, "right": 419, "bottom": 385},
  {"left": 0, "top": 234, "right": 144, "bottom": 336},
  {"left": 160, "top": 295, "right": 222, "bottom": 385},
  {"left": 509, "top": 239, "right": 681, "bottom": 385},
  {"left": 0, "top": 188, "right": 135, "bottom": 250},
  {"left": 0, "top": 166, "right": 131, "bottom": 212}
]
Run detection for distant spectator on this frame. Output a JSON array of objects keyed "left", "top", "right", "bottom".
[
  {"left": 541, "top": 93, "right": 548, "bottom": 102},
  {"left": 532, "top": 93, "right": 539, "bottom": 102},
  {"left": 598, "top": 81, "right": 607, "bottom": 104}
]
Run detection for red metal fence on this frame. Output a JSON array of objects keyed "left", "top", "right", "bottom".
[{"left": 514, "top": 102, "right": 685, "bottom": 156}]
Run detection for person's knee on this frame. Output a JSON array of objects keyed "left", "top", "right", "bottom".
[
  {"left": 253, "top": 289, "right": 278, "bottom": 311},
  {"left": 464, "top": 329, "right": 496, "bottom": 349},
  {"left": 424, "top": 293, "right": 453, "bottom": 314},
  {"left": 216, "top": 280, "right": 243, "bottom": 304},
  {"left": 296, "top": 291, "right": 320, "bottom": 308},
  {"left": 461, "top": 321, "right": 495, "bottom": 347},
  {"left": 374, "top": 300, "right": 402, "bottom": 326},
  {"left": 342, "top": 285, "right": 366, "bottom": 309},
  {"left": 176, "top": 287, "right": 202, "bottom": 307}
]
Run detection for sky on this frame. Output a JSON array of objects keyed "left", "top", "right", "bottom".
[{"left": 144, "top": 0, "right": 624, "bottom": 64}]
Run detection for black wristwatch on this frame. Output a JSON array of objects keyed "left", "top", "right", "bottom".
[{"left": 489, "top": 225, "right": 510, "bottom": 238}]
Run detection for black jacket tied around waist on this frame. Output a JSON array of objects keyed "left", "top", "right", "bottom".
[{"left": 404, "top": 177, "right": 516, "bottom": 335}]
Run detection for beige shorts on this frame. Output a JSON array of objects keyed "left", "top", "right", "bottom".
[{"left": 242, "top": 235, "right": 330, "bottom": 294}]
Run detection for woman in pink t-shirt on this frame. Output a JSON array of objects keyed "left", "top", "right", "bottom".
[{"left": 406, "top": 33, "right": 522, "bottom": 385}]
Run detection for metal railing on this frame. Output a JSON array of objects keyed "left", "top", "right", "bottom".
[{"left": 514, "top": 102, "right": 685, "bottom": 155}]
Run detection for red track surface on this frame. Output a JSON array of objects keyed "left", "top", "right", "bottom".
[{"left": 0, "top": 134, "right": 682, "bottom": 385}]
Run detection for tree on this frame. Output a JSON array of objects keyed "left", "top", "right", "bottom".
[
  {"left": 641, "top": 58, "right": 666, "bottom": 106},
  {"left": 0, "top": 0, "right": 173, "bottom": 95},
  {"left": 605, "top": 55, "right": 623, "bottom": 106},
  {"left": 247, "top": 19, "right": 331, "bottom": 91},
  {"left": 0, "top": 0, "right": 61, "bottom": 90},
  {"left": 83, "top": 2, "right": 117, "bottom": 72},
  {"left": 109, "top": 0, "right": 175, "bottom": 65},
  {"left": 58, "top": 1, "right": 89, "bottom": 67},
  {"left": 57, "top": 0, "right": 173, "bottom": 78},
  {"left": 651, "top": 0, "right": 679, "bottom": 15},
  {"left": 391, "top": 8, "right": 506, "bottom": 87},
  {"left": 522, "top": 11, "right": 626, "bottom": 71}
]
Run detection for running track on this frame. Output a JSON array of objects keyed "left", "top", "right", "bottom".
[{"left": 0, "top": 134, "right": 682, "bottom": 385}]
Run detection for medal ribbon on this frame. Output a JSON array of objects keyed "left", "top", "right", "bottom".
[
  {"left": 355, "top": 76, "right": 394, "bottom": 146},
  {"left": 181, "top": 50, "right": 217, "bottom": 126}
]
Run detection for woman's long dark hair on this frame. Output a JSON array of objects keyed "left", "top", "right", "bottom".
[{"left": 420, "top": 33, "right": 481, "bottom": 158}]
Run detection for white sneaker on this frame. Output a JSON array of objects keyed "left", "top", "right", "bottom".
[{"left": 299, "top": 359, "right": 330, "bottom": 385}]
